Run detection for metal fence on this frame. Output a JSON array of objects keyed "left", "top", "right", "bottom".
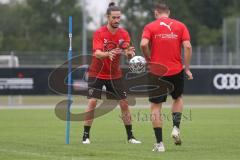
[
  {"left": 0, "top": 46, "right": 240, "bottom": 67},
  {"left": 191, "top": 46, "right": 240, "bottom": 66}
]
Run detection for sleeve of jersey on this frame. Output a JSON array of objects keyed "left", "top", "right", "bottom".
[
  {"left": 93, "top": 31, "right": 103, "bottom": 52},
  {"left": 182, "top": 25, "right": 191, "bottom": 41},
  {"left": 124, "top": 31, "right": 131, "bottom": 43},
  {"left": 142, "top": 26, "right": 151, "bottom": 40}
]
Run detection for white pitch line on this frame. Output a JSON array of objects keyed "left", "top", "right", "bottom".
[{"left": 0, "top": 104, "right": 239, "bottom": 110}]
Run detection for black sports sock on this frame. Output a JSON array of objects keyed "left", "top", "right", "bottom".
[
  {"left": 172, "top": 112, "right": 182, "bottom": 128},
  {"left": 83, "top": 126, "right": 91, "bottom": 139},
  {"left": 125, "top": 125, "right": 134, "bottom": 140},
  {"left": 154, "top": 128, "right": 162, "bottom": 143}
]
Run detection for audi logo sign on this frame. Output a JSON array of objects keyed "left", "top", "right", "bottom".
[{"left": 213, "top": 74, "right": 240, "bottom": 90}]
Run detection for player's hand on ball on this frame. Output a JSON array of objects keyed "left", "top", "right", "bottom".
[
  {"left": 185, "top": 69, "right": 193, "bottom": 80},
  {"left": 125, "top": 46, "right": 135, "bottom": 58}
]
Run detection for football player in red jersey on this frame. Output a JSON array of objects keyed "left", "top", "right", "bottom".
[
  {"left": 141, "top": 2, "right": 193, "bottom": 152},
  {"left": 82, "top": 2, "right": 141, "bottom": 145}
]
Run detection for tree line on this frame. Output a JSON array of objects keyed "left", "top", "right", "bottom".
[{"left": 0, "top": 0, "right": 239, "bottom": 53}]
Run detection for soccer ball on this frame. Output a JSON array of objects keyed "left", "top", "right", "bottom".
[{"left": 129, "top": 56, "right": 147, "bottom": 74}]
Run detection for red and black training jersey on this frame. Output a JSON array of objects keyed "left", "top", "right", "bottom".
[
  {"left": 88, "top": 26, "right": 130, "bottom": 79},
  {"left": 142, "top": 17, "right": 190, "bottom": 76}
]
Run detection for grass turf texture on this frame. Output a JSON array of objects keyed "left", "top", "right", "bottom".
[{"left": 0, "top": 108, "right": 240, "bottom": 160}]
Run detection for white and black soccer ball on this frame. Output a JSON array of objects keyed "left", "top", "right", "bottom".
[{"left": 129, "top": 56, "right": 147, "bottom": 74}]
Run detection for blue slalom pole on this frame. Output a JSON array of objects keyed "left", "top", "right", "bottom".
[{"left": 66, "top": 16, "right": 72, "bottom": 145}]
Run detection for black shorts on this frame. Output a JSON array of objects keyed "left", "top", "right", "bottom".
[
  {"left": 148, "top": 70, "right": 184, "bottom": 104},
  {"left": 87, "top": 77, "right": 127, "bottom": 100}
]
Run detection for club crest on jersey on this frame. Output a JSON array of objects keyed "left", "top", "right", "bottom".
[
  {"left": 104, "top": 38, "right": 108, "bottom": 44},
  {"left": 119, "top": 39, "right": 124, "bottom": 45}
]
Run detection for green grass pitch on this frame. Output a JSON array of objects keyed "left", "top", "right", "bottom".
[{"left": 0, "top": 108, "right": 240, "bottom": 160}]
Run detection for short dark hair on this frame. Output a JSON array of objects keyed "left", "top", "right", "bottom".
[
  {"left": 154, "top": 1, "right": 170, "bottom": 13},
  {"left": 106, "top": 2, "right": 121, "bottom": 15}
]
